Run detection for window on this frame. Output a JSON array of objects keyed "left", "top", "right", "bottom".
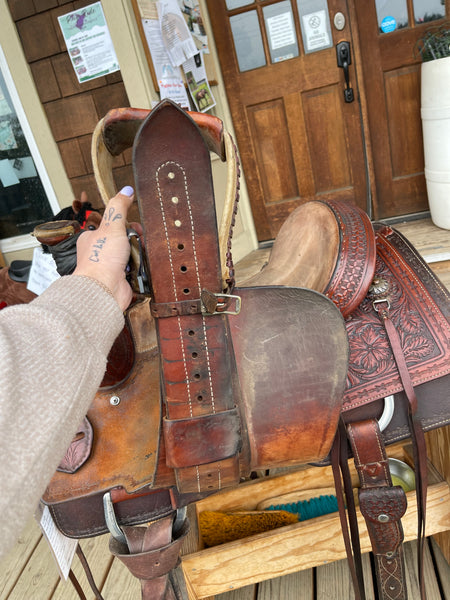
[{"left": 0, "top": 46, "right": 58, "bottom": 250}]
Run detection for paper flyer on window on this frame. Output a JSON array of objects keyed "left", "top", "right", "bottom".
[
  {"left": 0, "top": 86, "right": 12, "bottom": 117},
  {"left": 183, "top": 52, "right": 215, "bottom": 113},
  {"left": 302, "top": 10, "right": 331, "bottom": 52},
  {"left": 141, "top": 17, "right": 189, "bottom": 109},
  {"left": 159, "top": 77, "right": 190, "bottom": 109},
  {"left": 58, "top": 2, "right": 120, "bottom": 83},
  {"left": 0, "top": 122, "right": 17, "bottom": 152},
  {"left": 178, "top": 0, "right": 209, "bottom": 55},
  {"left": 157, "top": 0, "right": 197, "bottom": 67}
]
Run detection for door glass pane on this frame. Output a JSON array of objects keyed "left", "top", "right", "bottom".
[
  {"left": 297, "top": 0, "right": 333, "bottom": 54},
  {"left": 230, "top": 11, "right": 266, "bottom": 72},
  {"left": 226, "top": 0, "right": 254, "bottom": 9},
  {"left": 0, "top": 53, "right": 54, "bottom": 241},
  {"left": 413, "top": 0, "right": 445, "bottom": 24},
  {"left": 263, "top": 1, "right": 299, "bottom": 63},
  {"left": 375, "top": 0, "right": 408, "bottom": 33}
]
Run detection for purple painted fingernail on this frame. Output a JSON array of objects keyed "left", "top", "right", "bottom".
[{"left": 120, "top": 186, "right": 134, "bottom": 197}]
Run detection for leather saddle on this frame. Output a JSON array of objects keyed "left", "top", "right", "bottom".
[{"left": 42, "top": 101, "right": 450, "bottom": 600}]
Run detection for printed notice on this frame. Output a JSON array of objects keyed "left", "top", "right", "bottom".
[
  {"left": 142, "top": 17, "right": 183, "bottom": 82},
  {"left": 183, "top": 53, "right": 215, "bottom": 113},
  {"left": 159, "top": 77, "right": 190, "bottom": 109},
  {"left": 267, "top": 12, "right": 295, "bottom": 50},
  {"left": 58, "top": 2, "right": 120, "bottom": 83},
  {"left": 37, "top": 504, "right": 78, "bottom": 580},
  {"left": 302, "top": 10, "right": 331, "bottom": 52},
  {"left": 157, "top": 0, "right": 197, "bottom": 67},
  {"left": 27, "top": 246, "right": 60, "bottom": 295}
]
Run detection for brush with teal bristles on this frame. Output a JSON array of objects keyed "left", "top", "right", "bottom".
[
  {"left": 257, "top": 485, "right": 340, "bottom": 521},
  {"left": 264, "top": 494, "right": 339, "bottom": 521}
]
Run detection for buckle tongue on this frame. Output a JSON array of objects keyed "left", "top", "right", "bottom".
[{"left": 201, "top": 289, "right": 241, "bottom": 315}]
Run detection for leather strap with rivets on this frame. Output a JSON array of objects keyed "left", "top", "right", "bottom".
[
  {"left": 347, "top": 419, "right": 408, "bottom": 600},
  {"left": 133, "top": 100, "right": 242, "bottom": 494}
]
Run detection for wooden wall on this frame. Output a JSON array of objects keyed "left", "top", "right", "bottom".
[{"left": 7, "top": 0, "right": 134, "bottom": 211}]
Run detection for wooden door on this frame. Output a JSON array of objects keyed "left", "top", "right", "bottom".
[
  {"left": 355, "top": 0, "right": 448, "bottom": 219},
  {"left": 207, "top": 0, "right": 368, "bottom": 241}
]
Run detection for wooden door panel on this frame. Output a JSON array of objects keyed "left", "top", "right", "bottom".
[
  {"left": 354, "top": 1, "right": 448, "bottom": 219},
  {"left": 384, "top": 67, "right": 423, "bottom": 177},
  {"left": 302, "top": 85, "right": 352, "bottom": 193},
  {"left": 247, "top": 100, "right": 299, "bottom": 205},
  {"left": 207, "top": 0, "right": 368, "bottom": 241}
]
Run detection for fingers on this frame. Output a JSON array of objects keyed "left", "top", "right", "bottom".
[
  {"left": 99, "top": 186, "right": 135, "bottom": 233},
  {"left": 73, "top": 186, "right": 136, "bottom": 311}
]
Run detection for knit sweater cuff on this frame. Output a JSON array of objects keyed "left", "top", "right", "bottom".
[{"left": 33, "top": 275, "right": 125, "bottom": 356}]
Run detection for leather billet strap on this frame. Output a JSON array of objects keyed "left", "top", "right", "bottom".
[
  {"left": 348, "top": 420, "right": 408, "bottom": 600},
  {"left": 133, "top": 100, "right": 243, "bottom": 494},
  {"left": 92, "top": 105, "right": 240, "bottom": 289},
  {"left": 338, "top": 230, "right": 433, "bottom": 600}
]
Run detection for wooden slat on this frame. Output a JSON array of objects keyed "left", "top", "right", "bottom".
[
  {"left": 258, "top": 569, "right": 314, "bottom": 599},
  {"left": 0, "top": 519, "right": 41, "bottom": 599},
  {"left": 6, "top": 536, "right": 60, "bottom": 599},
  {"left": 393, "top": 218, "right": 450, "bottom": 262},
  {"left": 50, "top": 534, "right": 113, "bottom": 600},
  {"left": 426, "top": 426, "right": 450, "bottom": 564},
  {"left": 214, "top": 584, "right": 256, "bottom": 600},
  {"left": 404, "top": 539, "right": 442, "bottom": 599},
  {"left": 100, "top": 557, "right": 141, "bottom": 599},
  {"left": 430, "top": 260, "right": 450, "bottom": 290},
  {"left": 315, "top": 553, "right": 375, "bottom": 600},
  {"left": 430, "top": 537, "right": 450, "bottom": 598}
]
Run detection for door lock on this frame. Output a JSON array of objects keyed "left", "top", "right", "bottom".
[{"left": 336, "top": 41, "right": 354, "bottom": 103}]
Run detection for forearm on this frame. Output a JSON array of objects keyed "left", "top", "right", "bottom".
[{"left": 0, "top": 275, "right": 124, "bottom": 559}]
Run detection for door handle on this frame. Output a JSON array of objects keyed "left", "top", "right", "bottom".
[{"left": 336, "top": 41, "right": 354, "bottom": 103}]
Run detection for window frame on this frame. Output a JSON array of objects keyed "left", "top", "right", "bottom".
[{"left": 0, "top": 44, "right": 59, "bottom": 254}]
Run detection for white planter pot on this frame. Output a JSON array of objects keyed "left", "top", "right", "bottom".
[{"left": 421, "top": 55, "right": 450, "bottom": 229}]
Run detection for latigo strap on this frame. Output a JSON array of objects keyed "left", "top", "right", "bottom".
[{"left": 134, "top": 100, "right": 243, "bottom": 494}]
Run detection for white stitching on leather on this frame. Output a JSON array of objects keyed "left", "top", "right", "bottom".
[
  {"left": 156, "top": 162, "right": 192, "bottom": 416},
  {"left": 156, "top": 160, "right": 216, "bottom": 441}
]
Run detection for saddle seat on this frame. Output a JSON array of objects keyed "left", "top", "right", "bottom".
[
  {"left": 243, "top": 201, "right": 340, "bottom": 291},
  {"left": 244, "top": 198, "right": 377, "bottom": 318}
]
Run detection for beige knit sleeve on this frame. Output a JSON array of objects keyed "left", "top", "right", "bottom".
[{"left": 0, "top": 275, "right": 125, "bottom": 560}]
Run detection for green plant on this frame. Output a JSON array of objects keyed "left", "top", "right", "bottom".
[{"left": 415, "top": 22, "right": 450, "bottom": 61}]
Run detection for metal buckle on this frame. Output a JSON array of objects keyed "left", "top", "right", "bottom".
[
  {"left": 373, "top": 297, "right": 391, "bottom": 312},
  {"left": 103, "top": 491, "right": 187, "bottom": 545},
  {"left": 127, "top": 228, "right": 150, "bottom": 294},
  {"left": 379, "top": 395, "right": 395, "bottom": 432},
  {"left": 173, "top": 506, "right": 187, "bottom": 536},
  {"left": 201, "top": 289, "right": 241, "bottom": 315},
  {"left": 103, "top": 491, "right": 127, "bottom": 545}
]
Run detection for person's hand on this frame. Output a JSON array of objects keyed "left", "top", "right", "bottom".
[{"left": 74, "top": 186, "right": 136, "bottom": 311}]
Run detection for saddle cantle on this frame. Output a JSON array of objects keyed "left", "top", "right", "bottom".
[{"left": 42, "top": 101, "right": 450, "bottom": 600}]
